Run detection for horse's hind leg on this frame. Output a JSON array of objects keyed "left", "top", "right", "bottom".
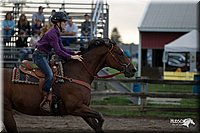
[
  {"left": 72, "top": 105, "right": 104, "bottom": 133},
  {"left": 3, "top": 101, "right": 18, "bottom": 133},
  {"left": 4, "top": 110, "right": 18, "bottom": 133}
]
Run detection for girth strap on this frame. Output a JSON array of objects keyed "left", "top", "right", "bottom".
[{"left": 55, "top": 75, "right": 91, "bottom": 90}]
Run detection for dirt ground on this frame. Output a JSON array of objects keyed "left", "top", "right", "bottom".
[{"left": 1, "top": 112, "right": 199, "bottom": 133}]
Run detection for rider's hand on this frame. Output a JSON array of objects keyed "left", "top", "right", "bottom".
[{"left": 71, "top": 55, "right": 83, "bottom": 62}]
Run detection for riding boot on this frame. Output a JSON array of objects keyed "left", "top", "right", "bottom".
[{"left": 40, "top": 90, "right": 52, "bottom": 112}]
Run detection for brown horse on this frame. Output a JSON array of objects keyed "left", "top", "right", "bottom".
[{"left": 3, "top": 38, "right": 136, "bottom": 133}]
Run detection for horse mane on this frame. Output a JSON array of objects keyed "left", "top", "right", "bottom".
[{"left": 80, "top": 38, "right": 116, "bottom": 54}]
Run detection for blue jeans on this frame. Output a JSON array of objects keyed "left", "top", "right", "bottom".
[
  {"left": 19, "top": 48, "right": 31, "bottom": 61},
  {"left": 3, "top": 29, "right": 15, "bottom": 44},
  {"left": 80, "top": 32, "right": 91, "bottom": 46},
  {"left": 33, "top": 50, "right": 53, "bottom": 92}
]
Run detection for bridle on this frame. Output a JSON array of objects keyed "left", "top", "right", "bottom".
[
  {"left": 107, "top": 44, "right": 131, "bottom": 72},
  {"left": 55, "top": 41, "right": 132, "bottom": 90},
  {"left": 81, "top": 42, "right": 131, "bottom": 79}
]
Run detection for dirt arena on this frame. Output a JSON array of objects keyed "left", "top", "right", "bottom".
[{"left": 1, "top": 112, "right": 199, "bottom": 133}]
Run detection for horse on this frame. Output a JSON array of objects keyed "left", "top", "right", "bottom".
[
  {"left": 3, "top": 38, "right": 136, "bottom": 133},
  {"left": 182, "top": 118, "right": 195, "bottom": 128}
]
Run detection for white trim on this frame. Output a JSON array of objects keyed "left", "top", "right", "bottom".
[
  {"left": 138, "top": 31, "right": 142, "bottom": 77},
  {"left": 138, "top": 28, "right": 197, "bottom": 32}
]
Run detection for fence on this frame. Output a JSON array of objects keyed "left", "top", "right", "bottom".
[{"left": 91, "top": 78, "right": 199, "bottom": 113}]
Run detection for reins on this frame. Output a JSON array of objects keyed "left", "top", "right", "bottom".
[
  {"left": 81, "top": 61, "right": 123, "bottom": 79},
  {"left": 55, "top": 42, "right": 131, "bottom": 90},
  {"left": 80, "top": 44, "right": 130, "bottom": 79}
]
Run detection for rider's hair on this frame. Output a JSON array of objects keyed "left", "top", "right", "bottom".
[{"left": 40, "top": 23, "right": 53, "bottom": 37}]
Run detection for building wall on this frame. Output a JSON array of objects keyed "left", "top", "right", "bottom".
[{"left": 141, "top": 32, "right": 186, "bottom": 49}]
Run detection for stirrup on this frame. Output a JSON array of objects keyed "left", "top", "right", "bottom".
[
  {"left": 40, "top": 99, "right": 51, "bottom": 112},
  {"left": 40, "top": 93, "right": 52, "bottom": 112}
]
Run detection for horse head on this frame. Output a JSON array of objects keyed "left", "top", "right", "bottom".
[
  {"left": 182, "top": 118, "right": 195, "bottom": 127},
  {"left": 83, "top": 38, "right": 137, "bottom": 78}
]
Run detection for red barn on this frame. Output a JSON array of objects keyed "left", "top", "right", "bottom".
[{"left": 138, "top": 2, "right": 198, "bottom": 79}]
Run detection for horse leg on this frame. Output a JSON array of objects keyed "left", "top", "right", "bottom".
[
  {"left": 72, "top": 105, "right": 104, "bottom": 133},
  {"left": 3, "top": 96, "right": 18, "bottom": 133},
  {"left": 3, "top": 109, "right": 18, "bottom": 133},
  {"left": 82, "top": 117, "right": 104, "bottom": 133}
]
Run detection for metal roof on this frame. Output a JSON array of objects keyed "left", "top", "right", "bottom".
[{"left": 138, "top": 2, "right": 198, "bottom": 32}]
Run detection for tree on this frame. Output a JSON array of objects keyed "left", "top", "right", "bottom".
[{"left": 111, "top": 27, "right": 122, "bottom": 44}]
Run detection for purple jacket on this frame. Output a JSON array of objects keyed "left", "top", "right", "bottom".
[{"left": 36, "top": 26, "right": 74, "bottom": 60}]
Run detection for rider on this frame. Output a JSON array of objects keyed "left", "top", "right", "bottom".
[{"left": 33, "top": 11, "right": 83, "bottom": 112}]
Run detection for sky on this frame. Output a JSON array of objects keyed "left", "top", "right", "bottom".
[{"left": 107, "top": 0, "right": 149, "bottom": 44}]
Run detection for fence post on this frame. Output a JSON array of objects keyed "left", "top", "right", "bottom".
[
  {"left": 140, "top": 79, "right": 148, "bottom": 113},
  {"left": 132, "top": 77, "right": 141, "bottom": 105},
  {"left": 140, "top": 81, "right": 147, "bottom": 113}
]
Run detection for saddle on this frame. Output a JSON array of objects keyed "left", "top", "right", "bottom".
[
  {"left": 17, "top": 58, "right": 63, "bottom": 115},
  {"left": 19, "top": 58, "right": 62, "bottom": 81},
  {"left": 17, "top": 56, "right": 63, "bottom": 90},
  {"left": 19, "top": 60, "right": 45, "bottom": 78}
]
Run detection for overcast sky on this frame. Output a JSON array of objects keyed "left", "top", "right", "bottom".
[{"left": 107, "top": 0, "right": 149, "bottom": 44}]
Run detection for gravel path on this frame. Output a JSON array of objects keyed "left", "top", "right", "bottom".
[{"left": 1, "top": 113, "right": 199, "bottom": 133}]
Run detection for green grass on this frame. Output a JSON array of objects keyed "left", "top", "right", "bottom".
[
  {"left": 107, "top": 68, "right": 126, "bottom": 78},
  {"left": 107, "top": 68, "right": 194, "bottom": 93},
  {"left": 91, "top": 96, "right": 199, "bottom": 118},
  {"left": 180, "top": 99, "right": 199, "bottom": 107},
  {"left": 147, "top": 84, "right": 193, "bottom": 93},
  {"left": 96, "top": 109, "right": 198, "bottom": 119},
  {"left": 91, "top": 96, "right": 132, "bottom": 105},
  {"left": 147, "top": 99, "right": 199, "bottom": 108},
  {"left": 97, "top": 68, "right": 199, "bottom": 118}
]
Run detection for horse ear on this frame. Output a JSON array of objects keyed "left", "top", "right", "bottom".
[
  {"left": 110, "top": 39, "right": 117, "bottom": 45},
  {"left": 96, "top": 38, "right": 105, "bottom": 46},
  {"left": 103, "top": 38, "right": 112, "bottom": 47}
]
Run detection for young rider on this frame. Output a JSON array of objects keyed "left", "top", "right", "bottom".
[{"left": 33, "top": 11, "right": 83, "bottom": 112}]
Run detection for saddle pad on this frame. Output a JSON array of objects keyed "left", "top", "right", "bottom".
[
  {"left": 12, "top": 60, "right": 64, "bottom": 84},
  {"left": 12, "top": 67, "right": 39, "bottom": 84}
]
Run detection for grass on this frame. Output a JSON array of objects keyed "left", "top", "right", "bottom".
[
  {"left": 95, "top": 68, "right": 199, "bottom": 118},
  {"left": 91, "top": 96, "right": 132, "bottom": 105},
  {"left": 96, "top": 109, "right": 198, "bottom": 119},
  {"left": 107, "top": 68, "right": 126, "bottom": 78},
  {"left": 91, "top": 96, "right": 199, "bottom": 119},
  {"left": 147, "top": 84, "right": 193, "bottom": 93},
  {"left": 106, "top": 68, "right": 194, "bottom": 93}
]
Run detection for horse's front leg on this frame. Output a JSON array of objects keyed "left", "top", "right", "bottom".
[
  {"left": 82, "top": 117, "right": 104, "bottom": 133},
  {"left": 72, "top": 105, "right": 104, "bottom": 133}
]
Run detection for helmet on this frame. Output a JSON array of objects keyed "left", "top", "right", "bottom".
[{"left": 51, "top": 11, "right": 68, "bottom": 23}]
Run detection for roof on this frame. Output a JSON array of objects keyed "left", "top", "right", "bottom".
[
  {"left": 164, "top": 30, "right": 199, "bottom": 52},
  {"left": 138, "top": 2, "right": 198, "bottom": 32}
]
